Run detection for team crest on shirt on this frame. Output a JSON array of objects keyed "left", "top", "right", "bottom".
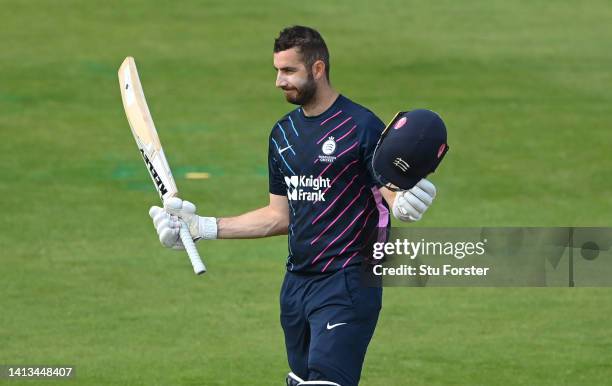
[{"left": 318, "top": 137, "right": 337, "bottom": 163}]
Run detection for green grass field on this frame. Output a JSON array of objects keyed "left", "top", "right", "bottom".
[{"left": 1, "top": 1, "right": 612, "bottom": 385}]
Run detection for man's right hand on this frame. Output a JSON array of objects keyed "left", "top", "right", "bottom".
[
  {"left": 149, "top": 205, "right": 185, "bottom": 249},
  {"left": 148, "top": 197, "right": 218, "bottom": 249}
]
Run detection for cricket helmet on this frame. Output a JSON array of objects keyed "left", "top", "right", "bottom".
[{"left": 372, "top": 109, "right": 449, "bottom": 191}]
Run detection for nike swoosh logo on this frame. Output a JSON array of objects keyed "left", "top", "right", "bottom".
[
  {"left": 279, "top": 145, "right": 292, "bottom": 154},
  {"left": 326, "top": 322, "right": 347, "bottom": 330}
]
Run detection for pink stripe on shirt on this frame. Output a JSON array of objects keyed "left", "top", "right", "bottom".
[
  {"left": 320, "top": 110, "right": 342, "bottom": 126},
  {"left": 341, "top": 251, "right": 360, "bottom": 268},
  {"left": 310, "top": 186, "right": 365, "bottom": 246},
  {"left": 338, "top": 206, "right": 376, "bottom": 255},
  {"left": 317, "top": 117, "right": 352, "bottom": 144},
  {"left": 322, "top": 160, "right": 358, "bottom": 196},
  {"left": 336, "top": 125, "right": 356, "bottom": 142},
  {"left": 312, "top": 174, "right": 359, "bottom": 224},
  {"left": 322, "top": 205, "right": 375, "bottom": 272},
  {"left": 321, "top": 256, "right": 336, "bottom": 272},
  {"left": 313, "top": 207, "right": 366, "bottom": 263},
  {"left": 371, "top": 187, "right": 389, "bottom": 227}
]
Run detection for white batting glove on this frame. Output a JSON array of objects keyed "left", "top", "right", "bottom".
[
  {"left": 148, "top": 197, "right": 218, "bottom": 249},
  {"left": 149, "top": 206, "right": 185, "bottom": 249},
  {"left": 392, "top": 178, "right": 437, "bottom": 222},
  {"left": 163, "top": 197, "right": 218, "bottom": 240}
]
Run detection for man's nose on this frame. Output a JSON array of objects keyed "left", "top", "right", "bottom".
[{"left": 276, "top": 73, "right": 287, "bottom": 88}]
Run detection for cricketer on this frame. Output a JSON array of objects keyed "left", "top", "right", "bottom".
[{"left": 149, "top": 26, "right": 438, "bottom": 386}]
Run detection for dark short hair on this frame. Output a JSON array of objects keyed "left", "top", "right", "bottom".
[{"left": 274, "top": 26, "right": 330, "bottom": 81}]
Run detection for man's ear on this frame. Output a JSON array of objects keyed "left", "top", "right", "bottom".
[{"left": 311, "top": 60, "right": 327, "bottom": 81}]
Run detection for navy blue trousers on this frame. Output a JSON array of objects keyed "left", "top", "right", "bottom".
[{"left": 280, "top": 264, "right": 382, "bottom": 386}]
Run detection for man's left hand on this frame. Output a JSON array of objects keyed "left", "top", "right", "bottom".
[{"left": 392, "top": 178, "right": 436, "bottom": 222}]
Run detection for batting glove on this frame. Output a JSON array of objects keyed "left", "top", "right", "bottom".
[
  {"left": 149, "top": 197, "right": 217, "bottom": 249},
  {"left": 149, "top": 206, "right": 185, "bottom": 249},
  {"left": 392, "top": 178, "right": 436, "bottom": 222}
]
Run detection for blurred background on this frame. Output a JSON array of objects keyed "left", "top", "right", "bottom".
[{"left": 1, "top": 1, "right": 611, "bottom": 385}]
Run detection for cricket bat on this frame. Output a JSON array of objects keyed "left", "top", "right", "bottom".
[{"left": 118, "top": 57, "right": 206, "bottom": 275}]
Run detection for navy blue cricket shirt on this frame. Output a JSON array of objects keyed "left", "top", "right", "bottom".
[{"left": 268, "top": 95, "right": 390, "bottom": 273}]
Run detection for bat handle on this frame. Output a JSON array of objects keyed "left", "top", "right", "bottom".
[{"left": 179, "top": 221, "right": 206, "bottom": 275}]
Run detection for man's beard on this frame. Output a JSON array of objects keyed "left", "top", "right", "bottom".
[{"left": 284, "top": 73, "right": 317, "bottom": 106}]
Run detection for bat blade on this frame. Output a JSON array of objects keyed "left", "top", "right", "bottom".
[
  {"left": 118, "top": 56, "right": 206, "bottom": 275},
  {"left": 118, "top": 57, "right": 178, "bottom": 201}
]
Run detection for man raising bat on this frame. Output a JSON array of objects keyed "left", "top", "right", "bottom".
[{"left": 149, "top": 26, "right": 448, "bottom": 386}]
